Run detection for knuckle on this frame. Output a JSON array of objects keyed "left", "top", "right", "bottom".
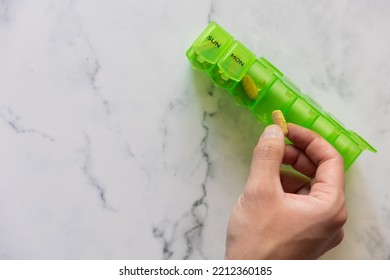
[
  {"left": 333, "top": 152, "right": 344, "bottom": 167},
  {"left": 333, "top": 229, "right": 345, "bottom": 247},
  {"left": 333, "top": 206, "right": 348, "bottom": 228},
  {"left": 253, "top": 142, "right": 282, "bottom": 161},
  {"left": 325, "top": 202, "right": 348, "bottom": 230}
]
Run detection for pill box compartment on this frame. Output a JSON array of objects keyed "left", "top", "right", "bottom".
[{"left": 186, "top": 22, "right": 234, "bottom": 72}]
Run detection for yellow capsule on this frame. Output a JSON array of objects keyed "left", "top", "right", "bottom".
[
  {"left": 241, "top": 74, "right": 258, "bottom": 100},
  {"left": 272, "top": 110, "right": 288, "bottom": 136}
]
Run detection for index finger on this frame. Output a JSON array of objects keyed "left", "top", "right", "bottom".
[{"left": 286, "top": 123, "right": 345, "bottom": 194}]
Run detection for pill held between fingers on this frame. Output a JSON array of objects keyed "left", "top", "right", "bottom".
[
  {"left": 242, "top": 74, "right": 258, "bottom": 100},
  {"left": 272, "top": 110, "right": 288, "bottom": 136}
]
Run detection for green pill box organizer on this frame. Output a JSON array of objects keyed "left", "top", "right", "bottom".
[{"left": 186, "top": 21, "right": 376, "bottom": 170}]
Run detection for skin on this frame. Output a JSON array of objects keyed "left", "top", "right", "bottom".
[{"left": 225, "top": 123, "right": 347, "bottom": 259}]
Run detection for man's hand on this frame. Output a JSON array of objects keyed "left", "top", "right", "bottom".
[{"left": 225, "top": 124, "right": 347, "bottom": 259}]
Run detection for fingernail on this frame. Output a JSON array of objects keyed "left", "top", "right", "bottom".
[{"left": 261, "top": 125, "right": 283, "bottom": 140}]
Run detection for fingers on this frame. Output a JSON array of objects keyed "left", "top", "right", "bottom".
[
  {"left": 283, "top": 144, "right": 316, "bottom": 178},
  {"left": 246, "top": 123, "right": 344, "bottom": 199},
  {"left": 280, "top": 170, "right": 310, "bottom": 194},
  {"left": 245, "top": 125, "right": 285, "bottom": 196},
  {"left": 286, "top": 123, "right": 345, "bottom": 196},
  {"left": 286, "top": 124, "right": 341, "bottom": 166}
]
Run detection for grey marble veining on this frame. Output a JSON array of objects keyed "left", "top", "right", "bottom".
[{"left": 0, "top": 0, "right": 389, "bottom": 259}]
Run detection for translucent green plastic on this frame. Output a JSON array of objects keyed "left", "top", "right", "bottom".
[{"left": 186, "top": 22, "right": 376, "bottom": 170}]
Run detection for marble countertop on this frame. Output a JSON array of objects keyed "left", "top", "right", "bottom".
[{"left": 1, "top": 0, "right": 389, "bottom": 259}]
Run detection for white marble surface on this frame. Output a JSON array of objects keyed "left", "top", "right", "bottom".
[{"left": 0, "top": 0, "right": 389, "bottom": 259}]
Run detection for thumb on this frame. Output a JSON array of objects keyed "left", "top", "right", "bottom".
[{"left": 246, "top": 125, "right": 285, "bottom": 194}]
